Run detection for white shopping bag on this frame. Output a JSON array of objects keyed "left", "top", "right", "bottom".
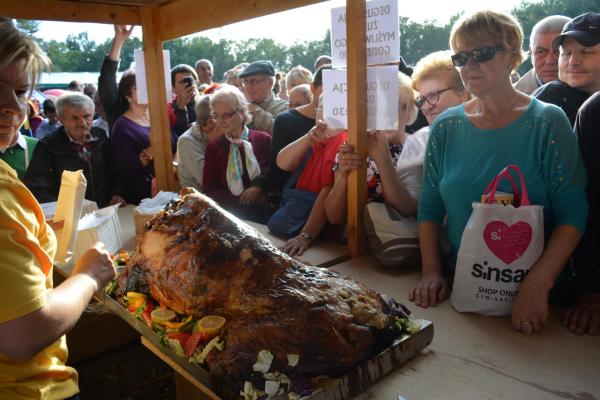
[{"left": 451, "top": 165, "right": 544, "bottom": 316}]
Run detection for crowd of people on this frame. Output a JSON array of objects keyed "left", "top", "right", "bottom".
[{"left": 0, "top": 8, "right": 599, "bottom": 399}]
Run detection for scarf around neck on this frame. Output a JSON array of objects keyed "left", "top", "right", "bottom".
[{"left": 225, "top": 126, "right": 261, "bottom": 196}]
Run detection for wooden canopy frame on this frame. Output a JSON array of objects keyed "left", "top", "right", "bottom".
[{"left": 1, "top": 0, "right": 368, "bottom": 256}]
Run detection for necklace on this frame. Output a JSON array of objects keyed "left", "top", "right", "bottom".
[{"left": 476, "top": 94, "right": 520, "bottom": 130}]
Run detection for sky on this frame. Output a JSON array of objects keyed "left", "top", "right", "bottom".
[{"left": 34, "top": 0, "right": 534, "bottom": 45}]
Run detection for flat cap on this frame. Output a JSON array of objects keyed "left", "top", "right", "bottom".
[
  {"left": 239, "top": 61, "right": 275, "bottom": 78},
  {"left": 551, "top": 12, "right": 600, "bottom": 49}
]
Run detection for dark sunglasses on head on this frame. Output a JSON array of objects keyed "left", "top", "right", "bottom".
[{"left": 451, "top": 45, "right": 504, "bottom": 67}]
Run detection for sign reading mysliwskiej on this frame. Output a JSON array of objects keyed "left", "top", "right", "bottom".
[{"left": 330, "top": 0, "right": 399, "bottom": 68}]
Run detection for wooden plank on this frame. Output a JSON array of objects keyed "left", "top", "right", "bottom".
[
  {"left": 141, "top": 337, "right": 222, "bottom": 400},
  {"left": 140, "top": 5, "right": 177, "bottom": 191},
  {"left": 345, "top": 0, "right": 367, "bottom": 258},
  {"left": 0, "top": 0, "right": 140, "bottom": 25},
  {"left": 159, "top": 0, "right": 326, "bottom": 41}
]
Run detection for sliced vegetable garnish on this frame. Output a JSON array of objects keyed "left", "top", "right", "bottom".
[
  {"left": 287, "top": 354, "right": 299, "bottom": 367},
  {"left": 151, "top": 308, "right": 177, "bottom": 324},
  {"left": 193, "top": 315, "right": 226, "bottom": 335},
  {"left": 252, "top": 349, "right": 274, "bottom": 374}
]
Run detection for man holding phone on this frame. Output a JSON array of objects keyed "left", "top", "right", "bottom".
[{"left": 170, "top": 64, "right": 199, "bottom": 136}]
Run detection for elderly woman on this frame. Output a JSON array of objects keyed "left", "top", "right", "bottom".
[
  {"left": 0, "top": 20, "right": 115, "bottom": 399},
  {"left": 176, "top": 95, "right": 220, "bottom": 191},
  {"left": 411, "top": 10, "right": 588, "bottom": 335},
  {"left": 325, "top": 72, "right": 419, "bottom": 224},
  {"left": 25, "top": 92, "right": 127, "bottom": 207},
  {"left": 412, "top": 50, "right": 470, "bottom": 126},
  {"left": 202, "top": 84, "right": 271, "bottom": 223},
  {"left": 110, "top": 71, "right": 177, "bottom": 204}
]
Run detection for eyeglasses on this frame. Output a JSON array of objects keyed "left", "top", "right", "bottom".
[
  {"left": 241, "top": 77, "right": 269, "bottom": 87},
  {"left": 451, "top": 45, "right": 504, "bottom": 67},
  {"left": 415, "top": 88, "right": 453, "bottom": 109},
  {"left": 210, "top": 110, "right": 237, "bottom": 121}
]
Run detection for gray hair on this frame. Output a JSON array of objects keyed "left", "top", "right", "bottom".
[
  {"left": 56, "top": 92, "right": 94, "bottom": 117},
  {"left": 288, "top": 84, "right": 312, "bottom": 106},
  {"left": 530, "top": 15, "right": 571, "bottom": 47},
  {"left": 286, "top": 65, "right": 313, "bottom": 90},
  {"left": 194, "top": 59, "right": 213, "bottom": 70},
  {"left": 195, "top": 94, "right": 212, "bottom": 127},
  {"left": 210, "top": 84, "right": 252, "bottom": 125}
]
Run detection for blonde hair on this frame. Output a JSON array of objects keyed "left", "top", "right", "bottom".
[
  {"left": 211, "top": 84, "right": 252, "bottom": 125},
  {"left": 286, "top": 65, "right": 313, "bottom": 90},
  {"left": 0, "top": 20, "right": 50, "bottom": 95},
  {"left": 411, "top": 50, "right": 464, "bottom": 92},
  {"left": 398, "top": 72, "right": 418, "bottom": 126},
  {"left": 449, "top": 9, "right": 526, "bottom": 72}
]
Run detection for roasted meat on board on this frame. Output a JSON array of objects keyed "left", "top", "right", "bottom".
[{"left": 113, "top": 188, "right": 409, "bottom": 396}]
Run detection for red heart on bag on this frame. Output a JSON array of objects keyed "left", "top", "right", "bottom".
[{"left": 483, "top": 221, "right": 532, "bottom": 264}]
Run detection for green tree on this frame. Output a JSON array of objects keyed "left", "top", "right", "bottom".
[{"left": 15, "top": 19, "right": 39, "bottom": 36}]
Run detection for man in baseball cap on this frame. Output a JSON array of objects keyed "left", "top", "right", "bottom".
[
  {"left": 238, "top": 61, "right": 287, "bottom": 134},
  {"left": 533, "top": 12, "right": 600, "bottom": 125}
]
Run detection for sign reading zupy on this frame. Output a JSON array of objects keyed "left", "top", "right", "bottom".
[
  {"left": 322, "top": 66, "right": 398, "bottom": 130},
  {"left": 330, "top": 0, "right": 399, "bottom": 68}
]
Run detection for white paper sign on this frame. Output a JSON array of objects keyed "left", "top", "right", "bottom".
[
  {"left": 134, "top": 49, "right": 172, "bottom": 104},
  {"left": 322, "top": 66, "right": 398, "bottom": 130},
  {"left": 330, "top": 0, "right": 399, "bottom": 68}
]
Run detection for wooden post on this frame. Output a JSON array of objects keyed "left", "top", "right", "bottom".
[
  {"left": 345, "top": 0, "right": 367, "bottom": 257},
  {"left": 140, "top": 5, "right": 177, "bottom": 192}
]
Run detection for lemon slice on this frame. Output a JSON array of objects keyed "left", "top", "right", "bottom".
[
  {"left": 193, "top": 315, "right": 226, "bottom": 335},
  {"left": 151, "top": 308, "right": 176, "bottom": 324},
  {"left": 126, "top": 292, "right": 147, "bottom": 301}
]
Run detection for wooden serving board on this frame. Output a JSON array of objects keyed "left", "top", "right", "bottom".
[{"left": 104, "top": 295, "right": 433, "bottom": 400}]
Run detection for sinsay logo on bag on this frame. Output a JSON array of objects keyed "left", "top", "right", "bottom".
[{"left": 471, "top": 260, "right": 529, "bottom": 283}]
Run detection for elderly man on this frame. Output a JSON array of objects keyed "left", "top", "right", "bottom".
[
  {"left": 239, "top": 61, "right": 288, "bottom": 134},
  {"left": 25, "top": 92, "right": 127, "bottom": 207},
  {"left": 287, "top": 84, "right": 312, "bottom": 109},
  {"left": 195, "top": 59, "right": 214, "bottom": 88},
  {"left": 533, "top": 12, "right": 600, "bottom": 125},
  {"left": 515, "top": 15, "right": 571, "bottom": 94},
  {"left": 313, "top": 55, "right": 332, "bottom": 72},
  {"left": 169, "top": 64, "right": 199, "bottom": 136}
]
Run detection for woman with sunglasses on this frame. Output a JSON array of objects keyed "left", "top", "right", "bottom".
[
  {"left": 410, "top": 10, "right": 588, "bottom": 335},
  {"left": 202, "top": 84, "right": 271, "bottom": 223}
]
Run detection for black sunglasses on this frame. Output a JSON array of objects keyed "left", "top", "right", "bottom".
[{"left": 451, "top": 45, "right": 504, "bottom": 67}]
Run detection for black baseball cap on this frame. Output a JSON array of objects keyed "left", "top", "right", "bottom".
[
  {"left": 238, "top": 61, "right": 275, "bottom": 78},
  {"left": 551, "top": 12, "right": 600, "bottom": 49}
]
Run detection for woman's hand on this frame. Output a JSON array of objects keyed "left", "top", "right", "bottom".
[
  {"left": 367, "top": 130, "right": 390, "bottom": 161},
  {"left": 282, "top": 234, "right": 312, "bottom": 257},
  {"left": 109, "top": 195, "right": 127, "bottom": 207},
  {"left": 511, "top": 271, "right": 551, "bottom": 334},
  {"left": 337, "top": 143, "right": 365, "bottom": 176},
  {"left": 71, "top": 243, "right": 116, "bottom": 292},
  {"left": 408, "top": 272, "right": 448, "bottom": 308},
  {"left": 239, "top": 186, "right": 266, "bottom": 206},
  {"left": 563, "top": 293, "right": 600, "bottom": 335},
  {"left": 139, "top": 146, "right": 153, "bottom": 167}
]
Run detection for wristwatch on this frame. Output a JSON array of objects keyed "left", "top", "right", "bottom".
[{"left": 300, "top": 232, "right": 313, "bottom": 241}]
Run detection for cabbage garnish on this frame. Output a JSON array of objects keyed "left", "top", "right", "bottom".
[
  {"left": 252, "top": 349, "right": 274, "bottom": 374},
  {"left": 189, "top": 336, "right": 224, "bottom": 364},
  {"left": 287, "top": 354, "right": 299, "bottom": 367},
  {"left": 240, "top": 381, "right": 264, "bottom": 400}
]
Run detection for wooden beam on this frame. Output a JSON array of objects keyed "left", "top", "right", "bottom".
[
  {"left": 346, "top": 0, "right": 367, "bottom": 258},
  {"left": 159, "top": 0, "right": 326, "bottom": 41},
  {"left": 140, "top": 5, "right": 177, "bottom": 191},
  {"left": 0, "top": 0, "right": 140, "bottom": 25}
]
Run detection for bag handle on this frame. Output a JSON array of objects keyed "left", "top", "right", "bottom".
[{"left": 483, "top": 164, "right": 530, "bottom": 206}]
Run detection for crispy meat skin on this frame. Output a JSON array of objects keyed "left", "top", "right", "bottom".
[{"left": 114, "top": 188, "right": 405, "bottom": 391}]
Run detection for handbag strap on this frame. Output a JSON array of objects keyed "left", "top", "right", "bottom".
[
  {"left": 484, "top": 164, "right": 530, "bottom": 206},
  {"left": 283, "top": 147, "right": 313, "bottom": 192}
]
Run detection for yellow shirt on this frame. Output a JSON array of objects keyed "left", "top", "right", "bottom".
[{"left": 0, "top": 159, "right": 78, "bottom": 400}]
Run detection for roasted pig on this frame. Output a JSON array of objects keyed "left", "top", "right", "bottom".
[{"left": 113, "top": 188, "right": 409, "bottom": 396}]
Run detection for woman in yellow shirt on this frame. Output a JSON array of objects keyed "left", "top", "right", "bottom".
[{"left": 0, "top": 20, "right": 116, "bottom": 400}]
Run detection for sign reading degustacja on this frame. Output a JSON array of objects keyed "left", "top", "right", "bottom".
[
  {"left": 330, "top": 0, "right": 399, "bottom": 68},
  {"left": 322, "top": 66, "right": 399, "bottom": 130}
]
